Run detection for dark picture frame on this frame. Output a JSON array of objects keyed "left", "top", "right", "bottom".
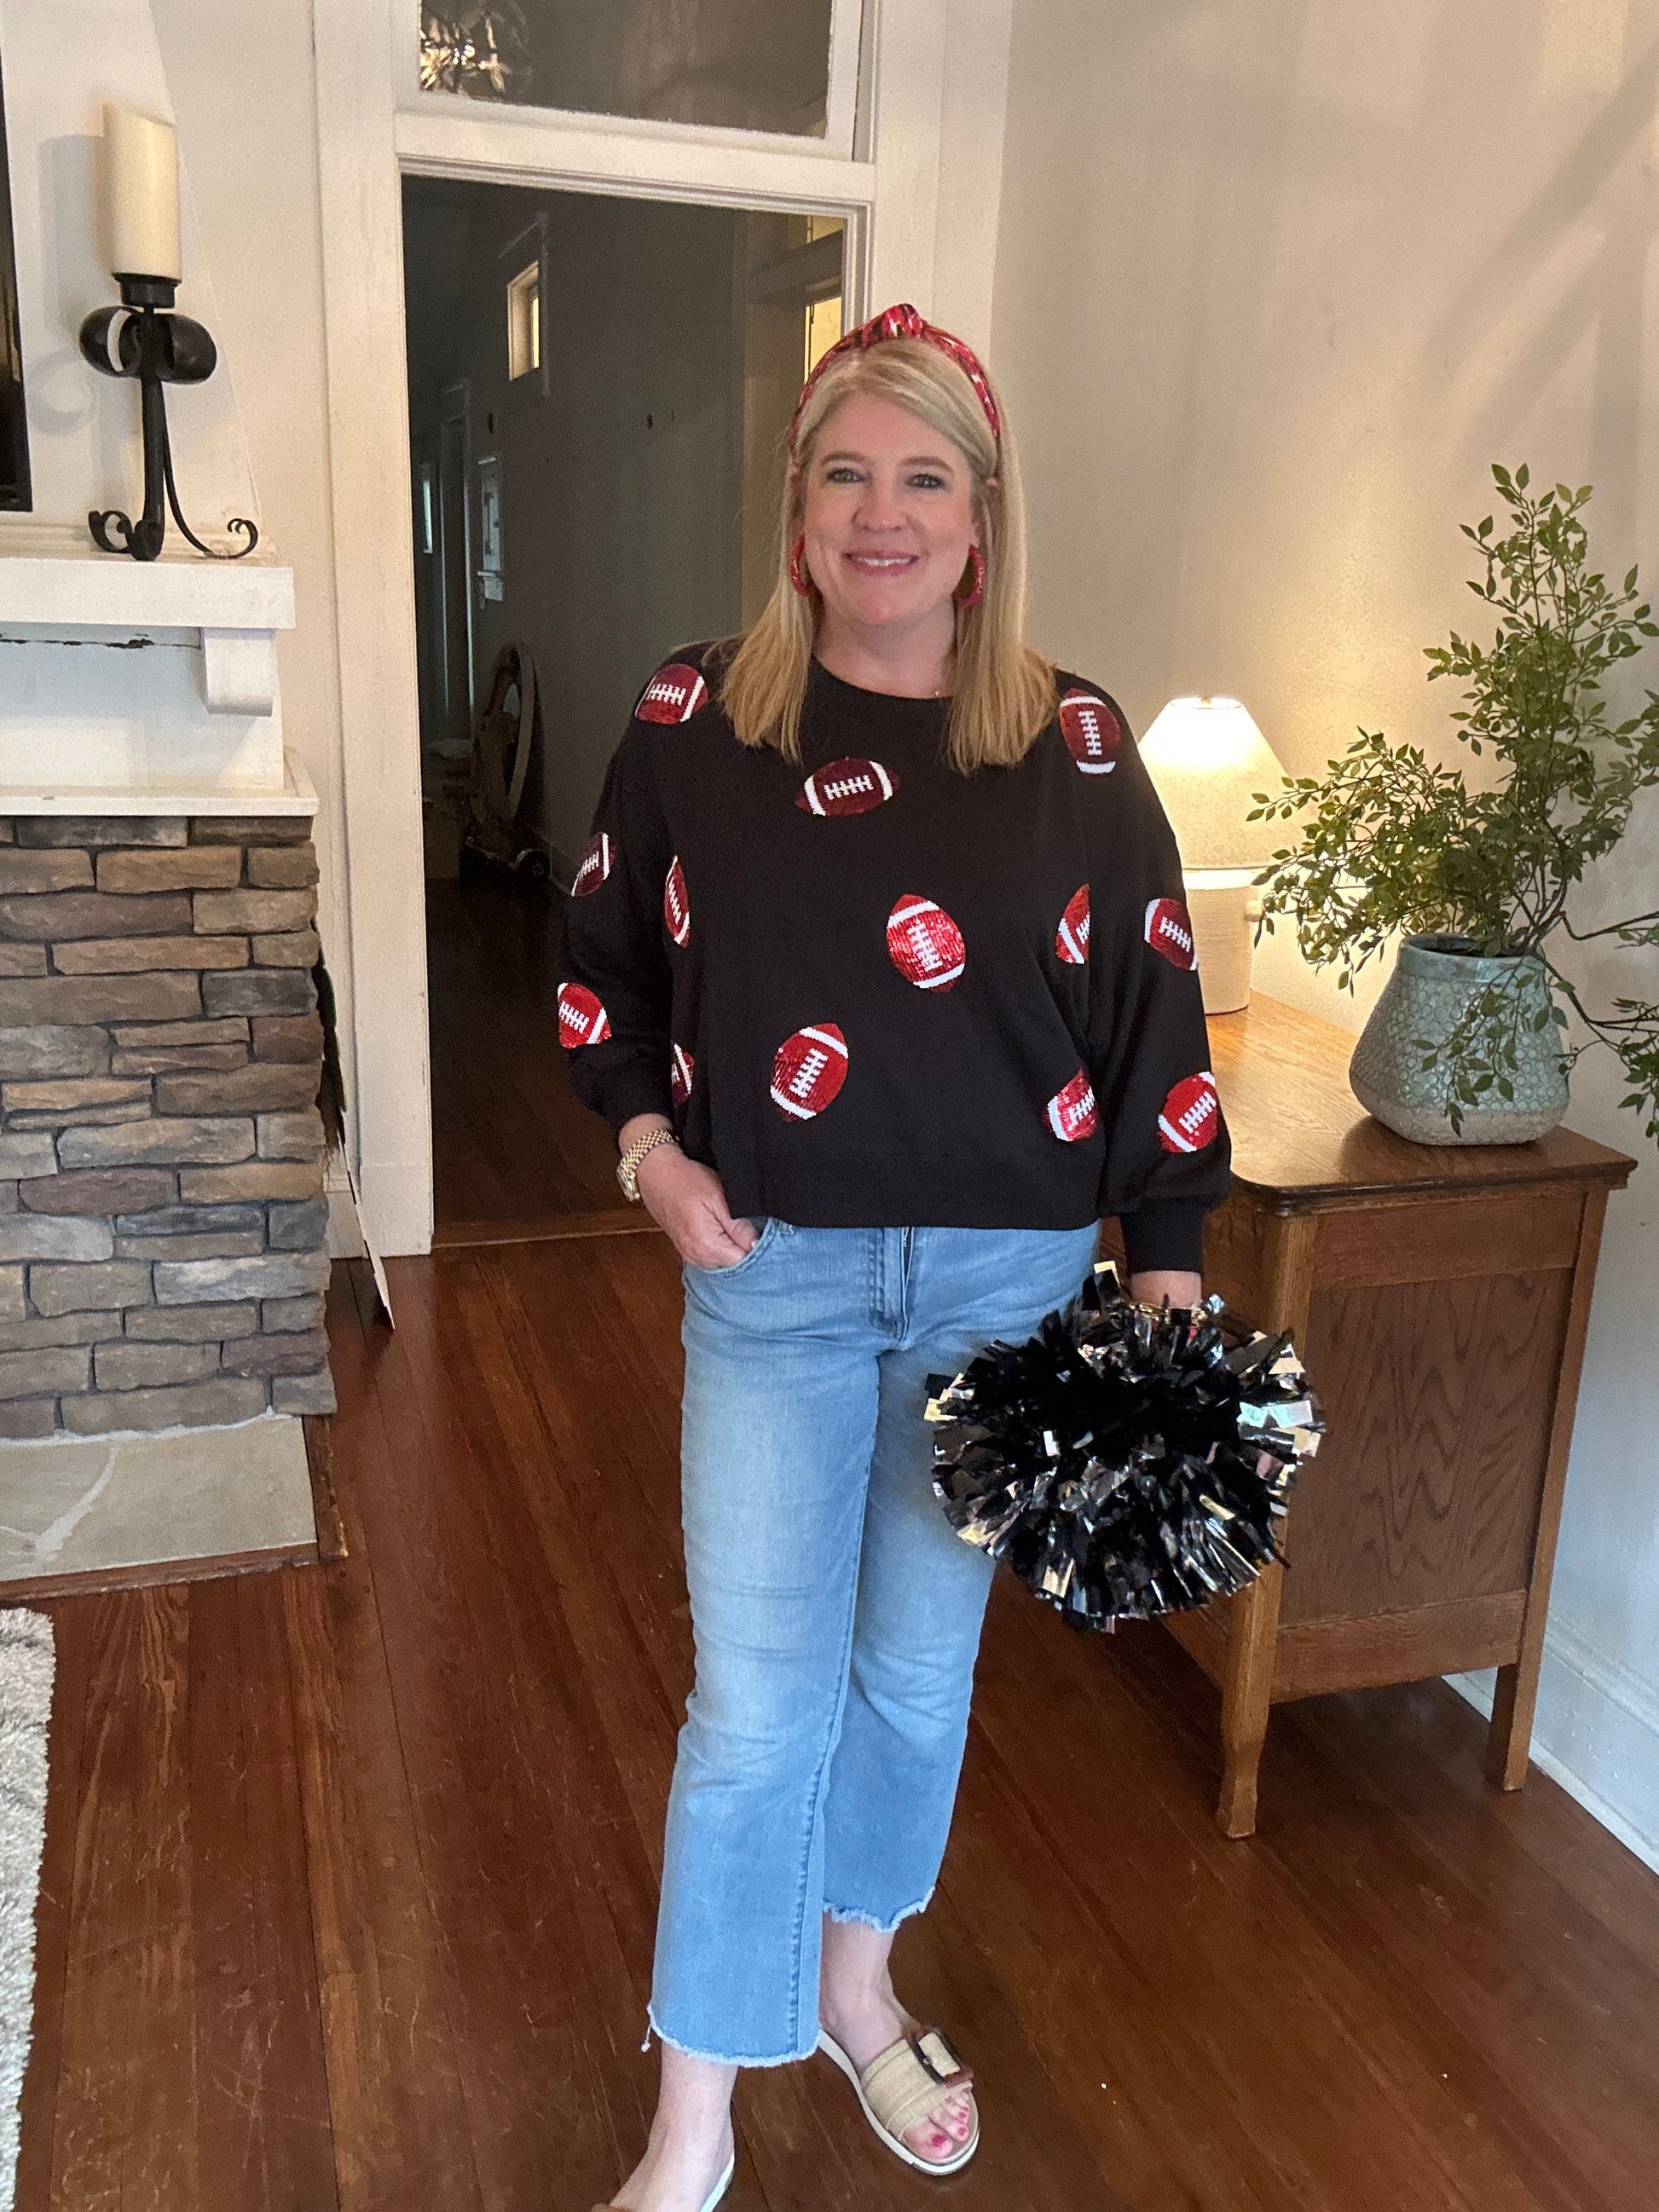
[{"left": 0, "top": 44, "right": 32, "bottom": 512}]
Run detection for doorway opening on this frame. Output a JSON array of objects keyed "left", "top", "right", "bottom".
[{"left": 401, "top": 177, "right": 846, "bottom": 1236}]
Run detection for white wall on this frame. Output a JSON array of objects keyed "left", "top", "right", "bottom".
[
  {"left": 991, "top": 0, "right": 1659, "bottom": 1867},
  {"left": 932, "top": 0, "right": 1014, "bottom": 349},
  {"left": 0, "top": 0, "right": 257, "bottom": 543}
]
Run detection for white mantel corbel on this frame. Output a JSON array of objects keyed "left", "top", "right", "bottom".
[{"left": 199, "top": 629, "right": 280, "bottom": 718}]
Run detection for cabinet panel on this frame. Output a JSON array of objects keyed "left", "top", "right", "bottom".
[{"left": 1280, "top": 1271, "right": 1570, "bottom": 1625}]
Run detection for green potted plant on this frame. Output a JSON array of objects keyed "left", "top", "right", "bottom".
[{"left": 1250, "top": 466, "right": 1659, "bottom": 1146}]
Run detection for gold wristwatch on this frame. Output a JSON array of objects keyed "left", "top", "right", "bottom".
[{"left": 616, "top": 1125, "right": 680, "bottom": 1202}]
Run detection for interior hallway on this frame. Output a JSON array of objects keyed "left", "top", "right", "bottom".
[{"left": 16, "top": 1235, "right": 1659, "bottom": 2210}]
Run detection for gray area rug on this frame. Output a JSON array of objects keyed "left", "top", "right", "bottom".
[{"left": 0, "top": 1611, "right": 53, "bottom": 2212}]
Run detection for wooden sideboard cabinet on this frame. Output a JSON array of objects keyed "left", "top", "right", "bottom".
[{"left": 1109, "top": 993, "right": 1634, "bottom": 1839}]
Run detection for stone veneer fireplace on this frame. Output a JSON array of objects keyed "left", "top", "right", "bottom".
[{"left": 0, "top": 807, "right": 334, "bottom": 1438}]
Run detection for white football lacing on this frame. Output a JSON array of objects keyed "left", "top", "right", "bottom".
[
  {"left": 790, "top": 1047, "right": 828, "bottom": 1097},
  {"left": 905, "top": 921, "right": 945, "bottom": 971},
  {"left": 1061, "top": 1084, "right": 1095, "bottom": 1132}
]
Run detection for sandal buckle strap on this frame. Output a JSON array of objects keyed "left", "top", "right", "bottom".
[{"left": 910, "top": 2028, "right": 973, "bottom": 2092}]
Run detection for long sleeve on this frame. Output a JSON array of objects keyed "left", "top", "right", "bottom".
[
  {"left": 558, "top": 723, "right": 676, "bottom": 1135},
  {"left": 1083, "top": 697, "right": 1232, "bottom": 1275}
]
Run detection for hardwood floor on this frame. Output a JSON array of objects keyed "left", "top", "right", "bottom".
[
  {"left": 426, "top": 869, "right": 627, "bottom": 1228},
  {"left": 17, "top": 1236, "right": 1659, "bottom": 2210}
]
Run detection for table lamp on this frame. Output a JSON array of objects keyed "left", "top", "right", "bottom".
[{"left": 1139, "top": 696, "right": 1287, "bottom": 1014}]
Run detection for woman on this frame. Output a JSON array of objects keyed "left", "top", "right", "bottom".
[{"left": 560, "top": 303, "right": 1229, "bottom": 2212}]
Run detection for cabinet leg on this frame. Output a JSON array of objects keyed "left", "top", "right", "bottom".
[
  {"left": 1485, "top": 1660, "right": 1535, "bottom": 1792},
  {"left": 1217, "top": 1562, "right": 1282, "bottom": 1838}
]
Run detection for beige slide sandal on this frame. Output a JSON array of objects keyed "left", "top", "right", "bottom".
[
  {"left": 592, "top": 2148, "right": 734, "bottom": 2212},
  {"left": 817, "top": 2026, "right": 980, "bottom": 2175}
]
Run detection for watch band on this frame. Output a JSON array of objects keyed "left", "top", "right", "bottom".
[{"left": 616, "top": 1126, "right": 680, "bottom": 1202}]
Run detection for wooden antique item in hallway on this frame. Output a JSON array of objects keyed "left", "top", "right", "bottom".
[{"left": 1112, "top": 993, "right": 1634, "bottom": 1839}]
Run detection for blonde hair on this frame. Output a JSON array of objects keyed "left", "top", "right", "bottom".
[{"left": 718, "top": 339, "right": 1057, "bottom": 774}]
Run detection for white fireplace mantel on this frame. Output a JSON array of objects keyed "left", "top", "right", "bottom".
[
  {"left": 0, "top": 554, "right": 294, "bottom": 715},
  {"left": 0, "top": 547, "right": 302, "bottom": 810}
]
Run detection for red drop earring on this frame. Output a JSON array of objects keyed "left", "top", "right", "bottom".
[
  {"left": 789, "top": 536, "right": 813, "bottom": 596},
  {"left": 955, "top": 545, "right": 986, "bottom": 609}
]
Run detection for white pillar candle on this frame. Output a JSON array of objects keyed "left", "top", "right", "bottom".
[{"left": 102, "top": 104, "right": 182, "bottom": 282}]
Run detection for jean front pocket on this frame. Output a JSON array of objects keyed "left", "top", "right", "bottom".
[{"left": 684, "top": 1215, "right": 784, "bottom": 1281}]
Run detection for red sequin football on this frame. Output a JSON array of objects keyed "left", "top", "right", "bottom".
[
  {"left": 1158, "top": 1071, "right": 1220, "bottom": 1153},
  {"left": 1057, "top": 689, "right": 1123, "bottom": 775},
  {"left": 795, "top": 758, "right": 897, "bottom": 817},
  {"left": 770, "top": 1024, "right": 849, "bottom": 1120},
  {"left": 887, "top": 895, "right": 966, "bottom": 991},
  {"left": 1055, "top": 885, "right": 1091, "bottom": 965},
  {"left": 1046, "top": 1070, "right": 1100, "bottom": 1142},
  {"left": 635, "top": 661, "right": 708, "bottom": 724},
  {"left": 557, "top": 982, "right": 610, "bottom": 1048}
]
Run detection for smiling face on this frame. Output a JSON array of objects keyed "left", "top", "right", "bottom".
[{"left": 798, "top": 391, "right": 980, "bottom": 656}]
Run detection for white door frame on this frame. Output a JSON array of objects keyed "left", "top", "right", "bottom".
[{"left": 313, "top": 0, "right": 948, "bottom": 1255}]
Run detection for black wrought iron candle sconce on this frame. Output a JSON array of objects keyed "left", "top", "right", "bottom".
[{"left": 78, "top": 274, "right": 257, "bottom": 562}]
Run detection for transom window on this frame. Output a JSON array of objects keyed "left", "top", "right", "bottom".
[{"left": 419, "top": 2, "right": 839, "bottom": 137}]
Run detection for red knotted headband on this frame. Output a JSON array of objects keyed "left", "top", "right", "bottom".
[{"left": 787, "top": 302, "right": 1002, "bottom": 453}]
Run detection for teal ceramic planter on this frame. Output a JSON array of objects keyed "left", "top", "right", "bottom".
[{"left": 1349, "top": 933, "right": 1569, "bottom": 1146}]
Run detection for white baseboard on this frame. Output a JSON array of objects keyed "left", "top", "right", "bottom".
[{"left": 1448, "top": 1617, "right": 1659, "bottom": 1878}]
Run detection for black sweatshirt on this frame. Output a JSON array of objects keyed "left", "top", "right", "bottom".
[{"left": 558, "top": 648, "right": 1230, "bottom": 1273}]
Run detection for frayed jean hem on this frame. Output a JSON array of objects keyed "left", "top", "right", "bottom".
[
  {"left": 823, "top": 1886, "right": 934, "bottom": 1934},
  {"left": 646, "top": 2007, "right": 819, "bottom": 2071}
]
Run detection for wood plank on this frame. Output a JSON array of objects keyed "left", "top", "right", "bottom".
[
  {"left": 1280, "top": 1270, "right": 1569, "bottom": 1624},
  {"left": 284, "top": 1268, "right": 487, "bottom": 2212},
  {"left": 1207, "top": 996, "right": 1633, "bottom": 1205},
  {"left": 186, "top": 1574, "right": 338, "bottom": 2211},
  {"left": 425, "top": 874, "right": 623, "bottom": 1227},
  {"left": 1488, "top": 1187, "right": 1612, "bottom": 1789},
  {"left": 303, "top": 1414, "right": 347, "bottom": 1566},
  {"left": 0, "top": 1544, "right": 318, "bottom": 1610},
  {"left": 49, "top": 1586, "right": 199, "bottom": 2209},
  {"left": 1311, "top": 1187, "right": 1582, "bottom": 1289},
  {"left": 1273, "top": 1590, "right": 1526, "bottom": 1700},
  {"left": 1199, "top": 1193, "right": 1267, "bottom": 1320}
]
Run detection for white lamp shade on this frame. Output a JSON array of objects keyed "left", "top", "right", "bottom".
[{"left": 1139, "top": 696, "right": 1288, "bottom": 871}]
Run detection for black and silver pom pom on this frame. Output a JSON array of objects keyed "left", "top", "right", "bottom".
[{"left": 928, "top": 1261, "right": 1322, "bottom": 1630}]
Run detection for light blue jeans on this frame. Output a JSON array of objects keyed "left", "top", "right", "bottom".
[{"left": 650, "top": 1219, "right": 1100, "bottom": 2065}]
